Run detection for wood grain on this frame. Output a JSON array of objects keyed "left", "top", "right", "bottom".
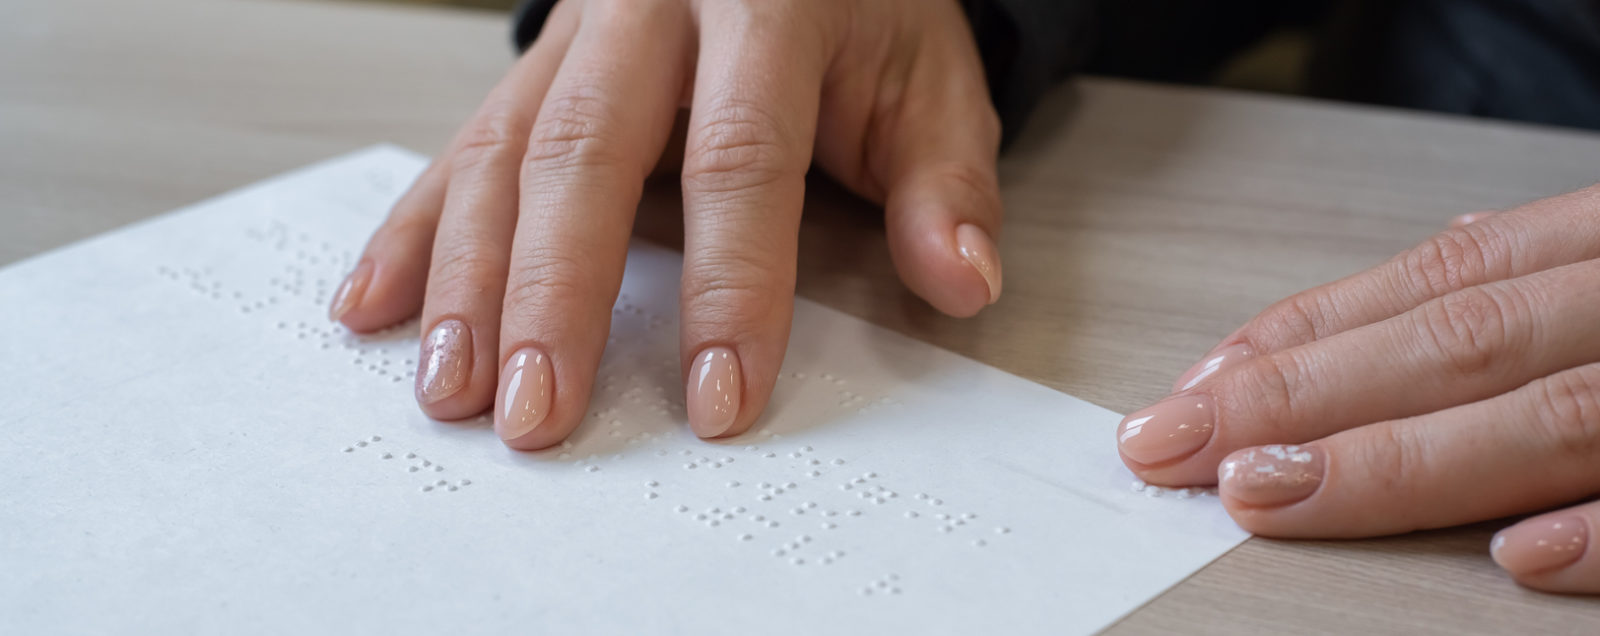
[{"left": 5, "top": 0, "right": 1600, "bottom": 631}]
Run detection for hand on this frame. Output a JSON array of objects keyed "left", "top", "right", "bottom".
[
  {"left": 1116, "top": 185, "right": 1600, "bottom": 593},
  {"left": 327, "top": 0, "right": 1004, "bottom": 449}
]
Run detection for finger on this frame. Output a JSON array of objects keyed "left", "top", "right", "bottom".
[
  {"left": 1492, "top": 502, "right": 1600, "bottom": 593},
  {"left": 495, "top": 0, "right": 691, "bottom": 448},
  {"left": 1171, "top": 185, "right": 1600, "bottom": 391},
  {"left": 331, "top": 159, "right": 446, "bottom": 332},
  {"left": 1213, "top": 361, "right": 1600, "bottom": 538},
  {"left": 1449, "top": 210, "right": 1498, "bottom": 228},
  {"left": 1121, "top": 258, "right": 1600, "bottom": 484},
  {"left": 675, "top": 2, "right": 830, "bottom": 439},
  {"left": 875, "top": 3, "right": 1004, "bottom": 318},
  {"left": 413, "top": 2, "right": 577, "bottom": 421}
]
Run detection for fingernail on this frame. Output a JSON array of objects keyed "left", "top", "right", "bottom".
[
  {"left": 1218, "top": 444, "right": 1326, "bottom": 507},
  {"left": 687, "top": 346, "right": 742, "bottom": 438},
  {"left": 1172, "top": 342, "right": 1256, "bottom": 392},
  {"left": 955, "top": 223, "right": 1002, "bottom": 304},
  {"left": 416, "top": 319, "right": 471, "bottom": 405},
  {"left": 495, "top": 347, "right": 554, "bottom": 442},
  {"left": 1117, "top": 394, "right": 1216, "bottom": 465},
  {"left": 328, "top": 260, "right": 373, "bottom": 322},
  {"left": 1491, "top": 515, "right": 1589, "bottom": 575},
  {"left": 1449, "top": 211, "right": 1497, "bottom": 228}
]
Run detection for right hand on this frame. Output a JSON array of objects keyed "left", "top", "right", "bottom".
[{"left": 327, "top": 0, "right": 1005, "bottom": 449}]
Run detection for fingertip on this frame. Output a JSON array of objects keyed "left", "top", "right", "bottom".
[{"left": 887, "top": 219, "right": 996, "bottom": 318}]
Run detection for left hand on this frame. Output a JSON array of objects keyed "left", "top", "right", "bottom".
[{"left": 1116, "top": 185, "right": 1600, "bottom": 594}]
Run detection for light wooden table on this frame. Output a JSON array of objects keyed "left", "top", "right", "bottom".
[{"left": 6, "top": 0, "right": 1600, "bottom": 632}]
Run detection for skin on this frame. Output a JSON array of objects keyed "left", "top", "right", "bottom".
[
  {"left": 1122, "top": 186, "right": 1600, "bottom": 594},
  {"left": 332, "top": 0, "right": 1600, "bottom": 595},
  {"left": 333, "top": 0, "right": 1002, "bottom": 445}
]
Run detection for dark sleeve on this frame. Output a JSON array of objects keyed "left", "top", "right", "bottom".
[{"left": 510, "top": 0, "right": 1095, "bottom": 146}]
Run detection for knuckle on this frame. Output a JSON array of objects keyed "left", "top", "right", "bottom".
[
  {"left": 1222, "top": 353, "right": 1305, "bottom": 438},
  {"left": 502, "top": 246, "right": 594, "bottom": 311},
  {"left": 1400, "top": 225, "right": 1508, "bottom": 299},
  {"left": 452, "top": 111, "right": 528, "bottom": 171},
  {"left": 1531, "top": 365, "right": 1600, "bottom": 461},
  {"left": 1412, "top": 286, "right": 1515, "bottom": 377},
  {"left": 523, "top": 90, "right": 629, "bottom": 174},
  {"left": 927, "top": 161, "right": 1002, "bottom": 211},
  {"left": 428, "top": 236, "right": 506, "bottom": 292},
  {"left": 682, "top": 103, "right": 795, "bottom": 196},
  {"left": 681, "top": 249, "right": 791, "bottom": 327},
  {"left": 1248, "top": 292, "right": 1330, "bottom": 349}
]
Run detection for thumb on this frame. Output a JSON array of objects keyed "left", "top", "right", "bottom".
[{"left": 873, "top": 20, "right": 1005, "bottom": 318}]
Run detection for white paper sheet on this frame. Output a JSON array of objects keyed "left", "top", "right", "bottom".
[{"left": 0, "top": 146, "right": 1246, "bottom": 635}]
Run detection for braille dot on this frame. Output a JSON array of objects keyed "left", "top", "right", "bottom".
[
  {"left": 822, "top": 523, "right": 836, "bottom": 530},
  {"left": 421, "top": 486, "right": 433, "bottom": 492},
  {"left": 906, "top": 511, "right": 919, "bottom": 519},
  {"left": 860, "top": 588, "right": 872, "bottom": 596},
  {"left": 356, "top": 441, "right": 367, "bottom": 447},
  {"left": 766, "top": 521, "right": 779, "bottom": 528},
  {"left": 785, "top": 483, "right": 797, "bottom": 490},
  {"left": 721, "top": 457, "right": 734, "bottom": 464},
  {"left": 369, "top": 436, "right": 381, "bottom": 442},
  {"left": 840, "top": 484, "right": 851, "bottom": 491},
  {"left": 459, "top": 480, "right": 472, "bottom": 487},
  {"left": 890, "top": 587, "right": 902, "bottom": 595},
  {"left": 379, "top": 452, "right": 392, "bottom": 459},
  {"left": 848, "top": 510, "right": 861, "bottom": 517},
  {"left": 676, "top": 505, "right": 689, "bottom": 513},
  {"left": 727, "top": 481, "right": 740, "bottom": 488},
  {"left": 974, "top": 539, "right": 987, "bottom": 547},
  {"left": 962, "top": 513, "right": 976, "bottom": 520},
  {"left": 421, "top": 460, "right": 431, "bottom": 467},
  {"left": 824, "top": 510, "right": 837, "bottom": 517},
  {"left": 790, "top": 452, "right": 802, "bottom": 458},
  {"left": 791, "top": 508, "right": 804, "bottom": 515},
  {"left": 759, "top": 495, "right": 772, "bottom": 501},
  {"left": 695, "top": 514, "right": 708, "bottom": 521},
  {"left": 585, "top": 465, "right": 600, "bottom": 473},
  {"left": 876, "top": 581, "right": 889, "bottom": 589},
  {"left": 791, "top": 558, "right": 805, "bottom": 566},
  {"left": 916, "top": 493, "right": 928, "bottom": 500},
  {"left": 931, "top": 499, "right": 943, "bottom": 506},
  {"left": 685, "top": 464, "right": 696, "bottom": 470},
  {"left": 941, "top": 526, "right": 954, "bottom": 533},
  {"left": 711, "top": 463, "right": 723, "bottom": 469},
  {"left": 708, "top": 520, "right": 720, "bottom": 527},
  {"left": 733, "top": 506, "right": 747, "bottom": 513},
  {"left": 764, "top": 452, "right": 776, "bottom": 458},
  {"left": 740, "top": 534, "right": 753, "bottom": 542},
  {"left": 646, "top": 481, "right": 658, "bottom": 488},
  {"left": 753, "top": 515, "right": 765, "bottom": 522},
  {"left": 645, "top": 493, "right": 658, "bottom": 500},
  {"left": 773, "top": 549, "right": 786, "bottom": 557},
  {"left": 407, "top": 466, "right": 419, "bottom": 473},
  {"left": 342, "top": 447, "right": 353, "bottom": 453},
  {"left": 434, "top": 466, "right": 444, "bottom": 472}
]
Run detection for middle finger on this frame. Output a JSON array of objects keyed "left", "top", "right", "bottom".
[{"left": 494, "top": 0, "right": 693, "bottom": 448}]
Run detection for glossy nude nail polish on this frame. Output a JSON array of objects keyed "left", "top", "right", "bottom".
[
  {"left": 1492, "top": 515, "right": 1588, "bottom": 575},
  {"left": 328, "top": 260, "right": 373, "bottom": 322},
  {"left": 955, "top": 223, "right": 1002, "bottom": 304},
  {"left": 416, "top": 319, "right": 471, "bottom": 405},
  {"left": 687, "top": 346, "right": 741, "bottom": 438},
  {"left": 1117, "top": 394, "right": 1216, "bottom": 465},
  {"left": 496, "top": 348, "right": 553, "bottom": 441},
  {"left": 1172, "top": 342, "right": 1255, "bottom": 392},
  {"left": 1218, "top": 444, "right": 1326, "bottom": 507}
]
